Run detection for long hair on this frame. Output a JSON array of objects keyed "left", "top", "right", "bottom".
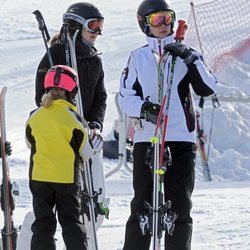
[
  {"left": 41, "top": 88, "right": 67, "bottom": 108},
  {"left": 49, "top": 32, "right": 61, "bottom": 46}
]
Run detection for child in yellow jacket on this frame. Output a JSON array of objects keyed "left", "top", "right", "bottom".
[{"left": 25, "top": 65, "right": 94, "bottom": 250}]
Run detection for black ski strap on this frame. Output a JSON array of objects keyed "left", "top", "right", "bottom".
[{"left": 61, "top": 24, "right": 71, "bottom": 67}]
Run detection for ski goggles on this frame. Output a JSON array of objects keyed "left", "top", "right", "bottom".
[
  {"left": 146, "top": 11, "right": 175, "bottom": 27},
  {"left": 85, "top": 18, "right": 104, "bottom": 35},
  {"left": 63, "top": 13, "right": 104, "bottom": 35}
]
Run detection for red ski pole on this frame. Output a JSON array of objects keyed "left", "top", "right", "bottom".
[{"left": 158, "top": 20, "right": 188, "bottom": 167}]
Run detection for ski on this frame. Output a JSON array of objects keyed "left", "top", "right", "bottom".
[
  {"left": 196, "top": 97, "right": 212, "bottom": 182},
  {"left": 0, "top": 87, "right": 19, "bottom": 250},
  {"left": 66, "top": 29, "right": 99, "bottom": 250},
  {"left": 138, "top": 20, "right": 187, "bottom": 249},
  {"left": 196, "top": 110, "right": 212, "bottom": 181},
  {"left": 154, "top": 20, "right": 187, "bottom": 249}
]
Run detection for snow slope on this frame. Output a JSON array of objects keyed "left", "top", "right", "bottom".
[{"left": 0, "top": 0, "right": 250, "bottom": 249}]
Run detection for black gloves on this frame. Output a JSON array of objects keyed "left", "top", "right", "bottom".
[
  {"left": 5, "top": 141, "right": 12, "bottom": 156},
  {"left": 89, "top": 130, "right": 103, "bottom": 154},
  {"left": 89, "top": 121, "right": 101, "bottom": 131},
  {"left": 140, "top": 101, "right": 161, "bottom": 125},
  {"left": 164, "top": 42, "right": 198, "bottom": 65},
  {"left": 89, "top": 121, "right": 103, "bottom": 154},
  {"left": 0, "top": 141, "right": 12, "bottom": 157}
]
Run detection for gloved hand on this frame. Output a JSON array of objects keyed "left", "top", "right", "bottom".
[
  {"left": 89, "top": 130, "right": 103, "bottom": 154},
  {"left": 140, "top": 101, "right": 161, "bottom": 125},
  {"left": 164, "top": 42, "right": 198, "bottom": 65},
  {"left": 5, "top": 141, "right": 12, "bottom": 156},
  {"left": 89, "top": 121, "right": 101, "bottom": 131},
  {"left": 0, "top": 141, "right": 12, "bottom": 157}
]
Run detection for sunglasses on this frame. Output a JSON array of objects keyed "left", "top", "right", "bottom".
[
  {"left": 146, "top": 11, "right": 174, "bottom": 27},
  {"left": 85, "top": 18, "right": 104, "bottom": 35}
]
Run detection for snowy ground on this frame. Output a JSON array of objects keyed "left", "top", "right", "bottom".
[
  {"left": 1, "top": 0, "right": 250, "bottom": 249},
  {"left": 10, "top": 176, "right": 250, "bottom": 250}
]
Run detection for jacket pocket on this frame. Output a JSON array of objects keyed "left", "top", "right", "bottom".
[{"left": 182, "top": 94, "right": 195, "bottom": 132}]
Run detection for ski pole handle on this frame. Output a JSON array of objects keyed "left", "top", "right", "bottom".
[
  {"left": 33, "top": 10, "right": 54, "bottom": 67},
  {"left": 33, "top": 10, "right": 50, "bottom": 41},
  {"left": 174, "top": 20, "right": 188, "bottom": 43}
]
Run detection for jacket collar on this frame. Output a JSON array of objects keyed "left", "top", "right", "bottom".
[
  {"left": 75, "top": 38, "right": 98, "bottom": 59},
  {"left": 146, "top": 34, "right": 175, "bottom": 57},
  {"left": 52, "top": 99, "right": 77, "bottom": 112}
]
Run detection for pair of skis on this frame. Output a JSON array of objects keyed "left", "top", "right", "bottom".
[
  {"left": 196, "top": 95, "right": 212, "bottom": 181},
  {"left": 33, "top": 10, "right": 99, "bottom": 249},
  {"left": 0, "top": 87, "right": 19, "bottom": 250},
  {"left": 196, "top": 94, "right": 220, "bottom": 182},
  {"left": 138, "top": 20, "right": 187, "bottom": 249},
  {"left": 66, "top": 29, "right": 100, "bottom": 250}
]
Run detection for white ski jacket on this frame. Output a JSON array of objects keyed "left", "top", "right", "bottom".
[{"left": 118, "top": 34, "right": 217, "bottom": 144}]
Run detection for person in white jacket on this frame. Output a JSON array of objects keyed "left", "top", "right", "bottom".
[{"left": 118, "top": 0, "right": 217, "bottom": 249}]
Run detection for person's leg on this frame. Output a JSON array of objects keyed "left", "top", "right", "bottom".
[
  {"left": 123, "top": 142, "right": 152, "bottom": 250},
  {"left": 55, "top": 183, "right": 87, "bottom": 250},
  {"left": 29, "top": 180, "right": 57, "bottom": 250},
  {"left": 164, "top": 142, "right": 196, "bottom": 250}
]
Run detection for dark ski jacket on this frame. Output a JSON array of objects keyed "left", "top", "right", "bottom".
[{"left": 35, "top": 38, "right": 107, "bottom": 130}]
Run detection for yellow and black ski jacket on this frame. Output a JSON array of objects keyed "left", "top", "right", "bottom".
[{"left": 25, "top": 99, "right": 93, "bottom": 184}]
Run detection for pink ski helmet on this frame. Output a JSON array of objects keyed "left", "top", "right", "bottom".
[{"left": 44, "top": 65, "right": 78, "bottom": 97}]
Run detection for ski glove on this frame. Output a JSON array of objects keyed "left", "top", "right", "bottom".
[
  {"left": 0, "top": 141, "right": 12, "bottom": 157},
  {"left": 164, "top": 42, "right": 198, "bottom": 65},
  {"left": 140, "top": 101, "right": 161, "bottom": 125},
  {"left": 90, "top": 130, "right": 103, "bottom": 154},
  {"left": 89, "top": 121, "right": 102, "bottom": 131}
]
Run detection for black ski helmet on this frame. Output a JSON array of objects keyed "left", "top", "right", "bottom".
[
  {"left": 137, "top": 0, "right": 175, "bottom": 36},
  {"left": 63, "top": 2, "right": 104, "bottom": 33}
]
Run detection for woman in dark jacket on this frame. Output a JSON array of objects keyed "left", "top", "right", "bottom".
[
  {"left": 35, "top": 3, "right": 107, "bottom": 129},
  {"left": 34, "top": 1, "right": 109, "bottom": 233}
]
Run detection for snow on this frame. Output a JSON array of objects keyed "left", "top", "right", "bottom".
[{"left": 0, "top": 0, "right": 250, "bottom": 249}]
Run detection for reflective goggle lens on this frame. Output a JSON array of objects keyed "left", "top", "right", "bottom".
[
  {"left": 86, "top": 19, "right": 104, "bottom": 34},
  {"left": 147, "top": 11, "right": 174, "bottom": 27}
]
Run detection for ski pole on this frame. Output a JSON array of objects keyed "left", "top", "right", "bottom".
[
  {"left": 149, "top": 20, "right": 187, "bottom": 250},
  {"left": 158, "top": 20, "right": 188, "bottom": 167},
  {"left": 154, "top": 20, "right": 188, "bottom": 138},
  {"left": 207, "top": 94, "right": 220, "bottom": 161},
  {"left": 32, "top": 10, "right": 54, "bottom": 67},
  {"left": 0, "top": 87, "right": 20, "bottom": 250}
]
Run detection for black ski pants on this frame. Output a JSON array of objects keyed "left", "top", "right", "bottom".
[
  {"left": 29, "top": 180, "right": 87, "bottom": 250},
  {"left": 123, "top": 141, "right": 196, "bottom": 250}
]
